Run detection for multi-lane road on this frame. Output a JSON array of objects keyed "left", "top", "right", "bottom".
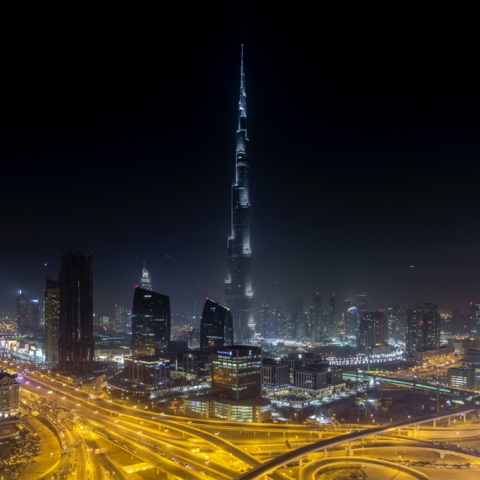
[{"left": 9, "top": 368, "right": 480, "bottom": 480}]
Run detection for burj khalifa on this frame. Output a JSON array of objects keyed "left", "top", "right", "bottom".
[{"left": 225, "top": 45, "right": 255, "bottom": 344}]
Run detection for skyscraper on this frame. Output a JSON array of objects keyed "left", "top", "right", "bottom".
[
  {"left": 30, "top": 299, "right": 40, "bottom": 328},
  {"left": 45, "top": 278, "right": 60, "bottom": 363},
  {"left": 199, "top": 298, "right": 233, "bottom": 351},
  {"left": 387, "top": 305, "right": 403, "bottom": 342},
  {"left": 406, "top": 303, "right": 440, "bottom": 357},
  {"left": 16, "top": 290, "right": 28, "bottom": 333},
  {"left": 140, "top": 261, "right": 152, "bottom": 291},
  {"left": 309, "top": 293, "right": 323, "bottom": 341},
  {"left": 356, "top": 311, "right": 388, "bottom": 354},
  {"left": 328, "top": 294, "right": 338, "bottom": 339},
  {"left": 131, "top": 286, "right": 170, "bottom": 357},
  {"left": 225, "top": 45, "right": 254, "bottom": 344},
  {"left": 57, "top": 252, "right": 94, "bottom": 374}
]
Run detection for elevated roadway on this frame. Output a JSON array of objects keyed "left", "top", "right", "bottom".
[{"left": 236, "top": 404, "right": 477, "bottom": 480}]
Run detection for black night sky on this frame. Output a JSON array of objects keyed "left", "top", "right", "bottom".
[{"left": 1, "top": 6, "right": 479, "bottom": 317}]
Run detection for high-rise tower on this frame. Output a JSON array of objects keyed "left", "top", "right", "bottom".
[
  {"left": 131, "top": 286, "right": 170, "bottom": 357},
  {"left": 58, "top": 252, "right": 94, "bottom": 374},
  {"left": 45, "top": 278, "right": 60, "bottom": 363},
  {"left": 199, "top": 298, "right": 233, "bottom": 351},
  {"left": 16, "top": 290, "right": 28, "bottom": 333},
  {"left": 225, "top": 45, "right": 254, "bottom": 344}
]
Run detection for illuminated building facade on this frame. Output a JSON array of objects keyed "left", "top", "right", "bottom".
[
  {"left": 114, "top": 304, "right": 131, "bottom": 332},
  {"left": 140, "top": 261, "right": 152, "bottom": 291},
  {"left": 356, "top": 311, "right": 388, "bottom": 354},
  {"left": 262, "top": 358, "right": 290, "bottom": 388},
  {"left": 184, "top": 345, "right": 271, "bottom": 422},
  {"left": 212, "top": 345, "right": 262, "bottom": 400},
  {"left": 199, "top": 298, "right": 233, "bottom": 351},
  {"left": 469, "top": 302, "right": 480, "bottom": 336},
  {"left": 45, "top": 278, "right": 60, "bottom": 363},
  {"left": 16, "top": 290, "right": 28, "bottom": 333},
  {"left": 58, "top": 252, "right": 94, "bottom": 374},
  {"left": 123, "top": 356, "right": 170, "bottom": 388},
  {"left": 387, "top": 305, "right": 403, "bottom": 342},
  {"left": 225, "top": 46, "right": 255, "bottom": 344},
  {"left": 406, "top": 303, "right": 440, "bottom": 359},
  {"left": 131, "top": 286, "right": 170, "bottom": 357},
  {"left": 0, "top": 372, "right": 19, "bottom": 419},
  {"left": 447, "top": 365, "right": 480, "bottom": 390}
]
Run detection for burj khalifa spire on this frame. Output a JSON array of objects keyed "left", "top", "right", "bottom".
[{"left": 225, "top": 45, "right": 255, "bottom": 344}]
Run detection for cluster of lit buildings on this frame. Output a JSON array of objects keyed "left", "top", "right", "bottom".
[{"left": 4, "top": 47, "right": 480, "bottom": 430}]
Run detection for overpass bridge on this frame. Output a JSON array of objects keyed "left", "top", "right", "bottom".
[{"left": 236, "top": 404, "right": 478, "bottom": 480}]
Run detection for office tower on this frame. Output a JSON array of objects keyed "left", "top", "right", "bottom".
[
  {"left": 185, "top": 345, "right": 271, "bottom": 422},
  {"left": 199, "top": 298, "right": 233, "bottom": 351},
  {"left": 140, "top": 261, "right": 152, "bottom": 291},
  {"left": 356, "top": 311, "right": 388, "bottom": 354},
  {"left": 16, "top": 290, "right": 28, "bottom": 333},
  {"left": 309, "top": 293, "right": 323, "bottom": 341},
  {"left": 225, "top": 45, "right": 255, "bottom": 344},
  {"left": 469, "top": 302, "right": 480, "bottom": 336},
  {"left": 212, "top": 345, "right": 262, "bottom": 401},
  {"left": 328, "top": 294, "right": 338, "bottom": 339},
  {"left": 45, "top": 278, "right": 60, "bottom": 363},
  {"left": 131, "top": 286, "right": 170, "bottom": 357},
  {"left": 406, "top": 303, "right": 440, "bottom": 357},
  {"left": 387, "top": 305, "right": 402, "bottom": 342},
  {"left": 58, "top": 252, "right": 94, "bottom": 374},
  {"left": 30, "top": 299, "right": 40, "bottom": 328}
]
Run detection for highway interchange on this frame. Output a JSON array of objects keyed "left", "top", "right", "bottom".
[{"left": 8, "top": 368, "right": 480, "bottom": 480}]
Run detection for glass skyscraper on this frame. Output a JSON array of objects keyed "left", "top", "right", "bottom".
[
  {"left": 199, "top": 298, "right": 233, "bottom": 351},
  {"left": 225, "top": 45, "right": 255, "bottom": 344},
  {"left": 131, "top": 286, "right": 170, "bottom": 357}
]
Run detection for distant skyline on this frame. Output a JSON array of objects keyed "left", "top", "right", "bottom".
[{"left": 1, "top": 7, "right": 479, "bottom": 317}]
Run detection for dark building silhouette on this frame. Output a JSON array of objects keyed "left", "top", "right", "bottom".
[
  {"left": 309, "top": 293, "right": 323, "bottom": 341},
  {"left": 45, "top": 278, "right": 60, "bottom": 363},
  {"left": 16, "top": 291, "right": 28, "bottom": 333},
  {"left": 30, "top": 299, "right": 40, "bottom": 328},
  {"left": 131, "top": 286, "right": 170, "bottom": 357},
  {"left": 328, "top": 294, "right": 338, "bottom": 339},
  {"left": 225, "top": 46, "right": 255, "bottom": 344},
  {"left": 199, "top": 298, "right": 233, "bottom": 351},
  {"left": 58, "top": 252, "right": 94, "bottom": 374}
]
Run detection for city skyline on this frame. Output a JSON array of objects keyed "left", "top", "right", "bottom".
[{"left": 1, "top": 8, "right": 479, "bottom": 318}]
